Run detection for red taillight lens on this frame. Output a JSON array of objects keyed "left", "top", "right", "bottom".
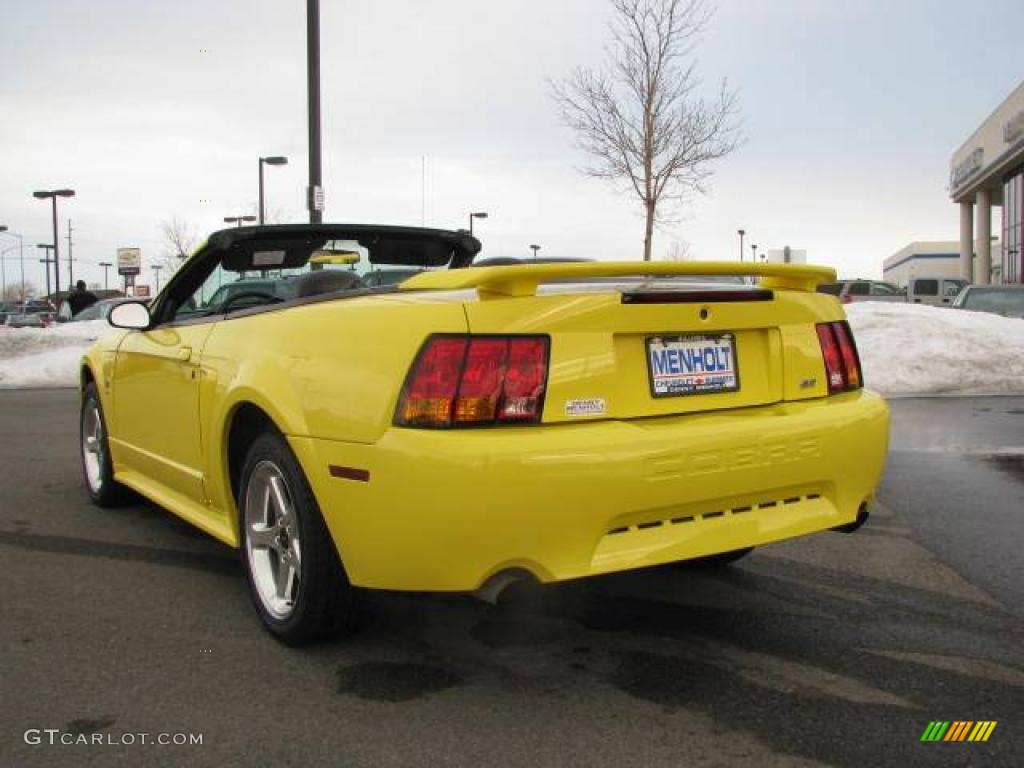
[
  {"left": 816, "top": 321, "right": 862, "bottom": 394},
  {"left": 498, "top": 338, "right": 548, "bottom": 422},
  {"left": 832, "top": 321, "right": 862, "bottom": 389},
  {"left": 397, "top": 337, "right": 468, "bottom": 426},
  {"left": 397, "top": 335, "right": 549, "bottom": 428},
  {"left": 455, "top": 338, "right": 508, "bottom": 423}
]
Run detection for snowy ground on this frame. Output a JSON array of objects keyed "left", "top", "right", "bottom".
[
  {"left": 0, "top": 303, "right": 1021, "bottom": 396},
  {"left": 845, "top": 302, "right": 1024, "bottom": 396},
  {"left": 0, "top": 320, "right": 110, "bottom": 389}
]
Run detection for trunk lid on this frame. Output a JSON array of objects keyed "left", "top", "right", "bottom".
[{"left": 400, "top": 262, "right": 841, "bottom": 423}]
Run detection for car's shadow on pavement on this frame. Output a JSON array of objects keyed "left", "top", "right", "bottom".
[{"left": 336, "top": 536, "right": 1022, "bottom": 768}]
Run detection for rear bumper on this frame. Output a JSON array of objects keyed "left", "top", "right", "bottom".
[{"left": 291, "top": 390, "right": 889, "bottom": 591}]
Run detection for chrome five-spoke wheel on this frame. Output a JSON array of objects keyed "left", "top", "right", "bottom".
[
  {"left": 81, "top": 398, "right": 105, "bottom": 494},
  {"left": 245, "top": 460, "right": 302, "bottom": 619}
]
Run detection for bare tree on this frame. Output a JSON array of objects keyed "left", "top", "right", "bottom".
[
  {"left": 160, "top": 217, "right": 198, "bottom": 273},
  {"left": 551, "top": 0, "right": 740, "bottom": 261},
  {"left": 4, "top": 281, "right": 35, "bottom": 303}
]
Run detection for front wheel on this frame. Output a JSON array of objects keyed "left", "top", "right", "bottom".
[
  {"left": 80, "top": 382, "right": 128, "bottom": 507},
  {"left": 238, "top": 431, "right": 359, "bottom": 645}
]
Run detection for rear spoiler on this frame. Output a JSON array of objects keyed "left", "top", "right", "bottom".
[{"left": 400, "top": 261, "right": 837, "bottom": 299}]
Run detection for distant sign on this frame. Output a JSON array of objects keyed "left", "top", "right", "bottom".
[
  {"left": 308, "top": 185, "right": 324, "bottom": 212},
  {"left": 132, "top": 284, "right": 151, "bottom": 298},
  {"left": 117, "top": 247, "right": 141, "bottom": 276},
  {"left": 1005, "top": 109, "right": 1024, "bottom": 145},
  {"left": 950, "top": 148, "right": 983, "bottom": 191}
]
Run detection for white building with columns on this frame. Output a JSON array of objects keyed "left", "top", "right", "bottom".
[{"left": 950, "top": 80, "right": 1024, "bottom": 284}]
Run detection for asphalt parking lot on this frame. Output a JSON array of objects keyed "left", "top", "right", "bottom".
[{"left": 1, "top": 389, "right": 1022, "bottom": 768}]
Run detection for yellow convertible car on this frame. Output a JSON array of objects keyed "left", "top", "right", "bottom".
[{"left": 79, "top": 224, "right": 888, "bottom": 644}]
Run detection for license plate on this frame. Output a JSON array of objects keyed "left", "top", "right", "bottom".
[{"left": 646, "top": 333, "right": 739, "bottom": 397}]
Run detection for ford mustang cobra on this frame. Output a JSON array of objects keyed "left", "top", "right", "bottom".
[{"left": 79, "top": 224, "right": 889, "bottom": 644}]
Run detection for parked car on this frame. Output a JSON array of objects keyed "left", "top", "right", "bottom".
[
  {"left": 67, "top": 297, "right": 142, "bottom": 322},
  {"left": 5, "top": 312, "right": 48, "bottom": 328},
  {"left": 816, "top": 279, "right": 905, "bottom": 303},
  {"left": 3, "top": 301, "right": 56, "bottom": 327},
  {"left": 951, "top": 284, "right": 1024, "bottom": 318},
  {"left": 905, "top": 276, "right": 969, "bottom": 306},
  {"left": 80, "top": 224, "right": 889, "bottom": 644}
]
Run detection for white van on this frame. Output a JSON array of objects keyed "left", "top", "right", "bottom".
[{"left": 906, "top": 277, "right": 968, "bottom": 307}]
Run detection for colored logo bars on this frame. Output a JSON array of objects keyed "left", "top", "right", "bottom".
[{"left": 920, "top": 721, "right": 997, "bottom": 742}]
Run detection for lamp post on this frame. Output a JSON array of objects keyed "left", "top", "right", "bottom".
[
  {"left": 307, "top": 0, "right": 323, "bottom": 224},
  {"left": 37, "top": 244, "right": 54, "bottom": 299},
  {"left": 737, "top": 229, "right": 745, "bottom": 262},
  {"left": 99, "top": 261, "right": 113, "bottom": 290},
  {"left": 751, "top": 243, "right": 758, "bottom": 263},
  {"left": 258, "top": 156, "right": 288, "bottom": 225},
  {"left": 224, "top": 215, "right": 257, "bottom": 228},
  {"left": 530, "top": 244, "right": 541, "bottom": 260},
  {"left": 0, "top": 244, "right": 14, "bottom": 298},
  {"left": 0, "top": 227, "right": 25, "bottom": 301},
  {"left": 152, "top": 264, "right": 163, "bottom": 293},
  {"left": 32, "top": 189, "right": 75, "bottom": 304},
  {"left": 468, "top": 211, "right": 488, "bottom": 237}
]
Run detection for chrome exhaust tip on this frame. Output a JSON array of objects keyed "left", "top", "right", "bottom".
[{"left": 472, "top": 568, "right": 540, "bottom": 605}]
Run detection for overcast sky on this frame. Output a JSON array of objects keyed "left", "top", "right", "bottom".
[{"left": 1, "top": 0, "right": 1022, "bottom": 293}]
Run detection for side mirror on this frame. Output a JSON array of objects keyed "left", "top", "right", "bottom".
[{"left": 108, "top": 301, "right": 151, "bottom": 330}]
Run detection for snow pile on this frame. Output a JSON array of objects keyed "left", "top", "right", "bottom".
[
  {"left": 0, "top": 320, "right": 111, "bottom": 389},
  {"left": 845, "top": 302, "right": 1024, "bottom": 396}
]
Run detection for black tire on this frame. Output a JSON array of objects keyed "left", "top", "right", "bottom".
[
  {"left": 238, "top": 430, "right": 359, "bottom": 645},
  {"left": 80, "top": 382, "right": 129, "bottom": 507},
  {"left": 675, "top": 547, "right": 754, "bottom": 569}
]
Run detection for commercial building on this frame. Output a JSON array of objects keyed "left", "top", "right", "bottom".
[
  {"left": 764, "top": 247, "right": 806, "bottom": 265},
  {"left": 883, "top": 240, "right": 1000, "bottom": 287},
  {"left": 950, "top": 80, "right": 1024, "bottom": 284}
]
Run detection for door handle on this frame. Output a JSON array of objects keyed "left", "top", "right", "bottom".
[{"left": 177, "top": 346, "right": 193, "bottom": 361}]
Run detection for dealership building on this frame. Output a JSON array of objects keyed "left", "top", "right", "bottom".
[
  {"left": 950, "top": 80, "right": 1024, "bottom": 284},
  {"left": 882, "top": 240, "right": 999, "bottom": 287}
]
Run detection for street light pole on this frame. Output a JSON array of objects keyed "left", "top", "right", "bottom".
[
  {"left": 468, "top": 211, "right": 488, "bottom": 237},
  {"left": 99, "top": 261, "right": 112, "bottom": 290},
  {"left": 0, "top": 227, "right": 26, "bottom": 301},
  {"left": 259, "top": 156, "right": 289, "bottom": 225},
  {"left": 751, "top": 243, "right": 758, "bottom": 263},
  {"left": 32, "top": 189, "right": 74, "bottom": 302},
  {"left": 152, "top": 264, "right": 163, "bottom": 293},
  {"left": 224, "top": 215, "right": 257, "bottom": 228},
  {"left": 37, "top": 244, "right": 54, "bottom": 298},
  {"left": 737, "top": 229, "right": 745, "bottom": 262},
  {"left": 530, "top": 244, "right": 541, "bottom": 260},
  {"left": 307, "top": 0, "right": 323, "bottom": 224},
  {"left": 66, "top": 219, "right": 74, "bottom": 285}
]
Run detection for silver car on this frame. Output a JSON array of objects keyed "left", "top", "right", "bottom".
[{"left": 951, "top": 285, "right": 1024, "bottom": 318}]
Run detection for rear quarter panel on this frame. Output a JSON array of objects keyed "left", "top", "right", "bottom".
[{"left": 197, "top": 293, "right": 468, "bottom": 516}]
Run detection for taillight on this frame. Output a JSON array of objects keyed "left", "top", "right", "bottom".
[
  {"left": 816, "top": 321, "right": 863, "bottom": 394},
  {"left": 396, "top": 335, "right": 550, "bottom": 428}
]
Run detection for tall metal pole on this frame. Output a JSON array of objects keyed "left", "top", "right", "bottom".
[
  {"left": 51, "top": 197, "right": 60, "bottom": 302},
  {"left": 258, "top": 158, "right": 266, "bottom": 225},
  {"left": 67, "top": 218, "right": 74, "bottom": 285},
  {"left": 307, "top": 0, "right": 323, "bottom": 224},
  {"left": 738, "top": 229, "right": 745, "bottom": 262},
  {"left": 100, "top": 261, "right": 112, "bottom": 290}
]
